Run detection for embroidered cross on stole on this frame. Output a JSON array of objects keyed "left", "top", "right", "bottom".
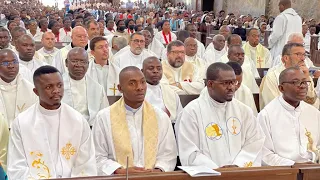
[{"left": 162, "top": 61, "right": 195, "bottom": 86}]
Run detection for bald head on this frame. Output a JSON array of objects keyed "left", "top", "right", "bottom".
[
  {"left": 67, "top": 47, "right": 88, "bottom": 60},
  {"left": 219, "top": 25, "right": 231, "bottom": 39},
  {"left": 0, "top": 49, "right": 19, "bottom": 82},
  {"left": 279, "top": 66, "right": 301, "bottom": 84},
  {"left": 227, "top": 34, "right": 242, "bottom": 47},
  {"left": 0, "top": 49, "right": 17, "bottom": 59},
  {"left": 71, "top": 26, "right": 89, "bottom": 48},
  {"left": 41, "top": 32, "right": 56, "bottom": 50},
  {"left": 176, "top": 30, "right": 190, "bottom": 43},
  {"left": 66, "top": 47, "right": 89, "bottom": 80},
  {"left": 142, "top": 56, "right": 162, "bottom": 85}
]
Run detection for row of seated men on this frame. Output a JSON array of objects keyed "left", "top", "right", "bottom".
[
  {"left": 0, "top": 22, "right": 319, "bottom": 178},
  {"left": 1, "top": 58, "right": 319, "bottom": 178}
]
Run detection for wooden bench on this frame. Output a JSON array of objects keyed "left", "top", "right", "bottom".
[
  {"left": 50, "top": 166, "right": 299, "bottom": 180},
  {"left": 296, "top": 165, "right": 320, "bottom": 180},
  {"left": 310, "top": 35, "right": 320, "bottom": 66}
]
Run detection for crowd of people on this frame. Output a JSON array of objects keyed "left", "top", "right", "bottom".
[{"left": 0, "top": 0, "right": 320, "bottom": 179}]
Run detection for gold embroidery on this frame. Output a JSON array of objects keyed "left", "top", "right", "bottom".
[
  {"left": 244, "top": 161, "right": 253, "bottom": 167},
  {"left": 232, "top": 119, "right": 237, "bottom": 135},
  {"left": 17, "top": 103, "right": 26, "bottom": 113},
  {"left": 257, "top": 57, "right": 263, "bottom": 68},
  {"left": 61, "top": 142, "right": 76, "bottom": 160},
  {"left": 109, "top": 83, "right": 118, "bottom": 96},
  {"left": 30, "top": 151, "right": 51, "bottom": 179}
]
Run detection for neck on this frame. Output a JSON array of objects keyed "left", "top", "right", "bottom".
[
  {"left": 283, "top": 96, "right": 300, "bottom": 108},
  {"left": 187, "top": 53, "right": 195, "bottom": 57},
  {"left": 124, "top": 99, "right": 143, "bottom": 109},
  {"left": 40, "top": 102, "right": 61, "bottom": 110},
  {"left": 147, "top": 81, "right": 159, "bottom": 86},
  {"left": 0, "top": 76, "right": 14, "bottom": 83},
  {"left": 44, "top": 47, "right": 54, "bottom": 51},
  {"left": 94, "top": 59, "right": 108, "bottom": 66},
  {"left": 30, "top": 29, "right": 37, "bottom": 34},
  {"left": 163, "top": 30, "right": 169, "bottom": 34},
  {"left": 69, "top": 73, "right": 85, "bottom": 81},
  {"left": 19, "top": 56, "right": 32, "bottom": 62}
]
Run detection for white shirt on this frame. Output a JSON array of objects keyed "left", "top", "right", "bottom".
[
  {"left": 154, "top": 31, "right": 177, "bottom": 46},
  {"left": 0, "top": 78, "right": 17, "bottom": 124},
  {"left": 70, "top": 78, "right": 89, "bottom": 120},
  {"left": 204, "top": 43, "right": 226, "bottom": 65},
  {"left": 145, "top": 84, "right": 166, "bottom": 112},
  {"left": 112, "top": 49, "right": 154, "bottom": 70},
  {"left": 91, "top": 62, "right": 109, "bottom": 92},
  {"left": 18, "top": 58, "right": 47, "bottom": 74}
]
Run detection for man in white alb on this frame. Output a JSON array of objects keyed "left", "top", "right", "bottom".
[
  {"left": 112, "top": 32, "right": 154, "bottom": 70},
  {"left": 268, "top": 0, "right": 302, "bottom": 59},
  {"left": 92, "top": 66, "right": 177, "bottom": 175},
  {"left": 142, "top": 56, "right": 183, "bottom": 123},
  {"left": 176, "top": 62, "right": 265, "bottom": 168},
  {"left": 161, "top": 40, "right": 205, "bottom": 95},
  {"left": 260, "top": 43, "right": 318, "bottom": 109},
  {"left": 88, "top": 36, "right": 121, "bottom": 95},
  {"left": 0, "top": 49, "right": 37, "bottom": 127},
  {"left": 16, "top": 35, "right": 47, "bottom": 74},
  {"left": 37, "top": 32, "right": 64, "bottom": 71},
  {"left": 8, "top": 66, "right": 97, "bottom": 179},
  {"left": 259, "top": 67, "right": 320, "bottom": 165},
  {"left": 204, "top": 34, "right": 227, "bottom": 65},
  {"left": 62, "top": 47, "right": 108, "bottom": 126},
  {"left": 0, "top": 114, "right": 8, "bottom": 171}
]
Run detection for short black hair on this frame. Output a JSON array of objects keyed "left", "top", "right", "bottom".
[
  {"left": 227, "top": 34, "right": 241, "bottom": 45},
  {"left": 90, "top": 36, "right": 108, "bottom": 51},
  {"left": 167, "top": 40, "right": 184, "bottom": 53},
  {"left": 206, "top": 62, "right": 234, "bottom": 80},
  {"left": 247, "top": 28, "right": 259, "bottom": 37},
  {"left": 279, "top": 66, "right": 300, "bottom": 84},
  {"left": 33, "top": 66, "right": 60, "bottom": 85},
  {"left": 161, "top": 20, "right": 170, "bottom": 28},
  {"left": 226, "top": 61, "right": 242, "bottom": 75}
]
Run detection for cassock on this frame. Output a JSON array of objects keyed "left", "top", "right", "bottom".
[
  {"left": 86, "top": 60, "right": 121, "bottom": 96},
  {"left": 18, "top": 58, "right": 47, "bottom": 74},
  {"left": 258, "top": 96, "right": 320, "bottom": 165},
  {"left": 154, "top": 31, "right": 177, "bottom": 46},
  {"left": 92, "top": 98, "right": 177, "bottom": 175},
  {"left": 243, "top": 42, "right": 272, "bottom": 68},
  {"left": 204, "top": 43, "right": 226, "bottom": 65},
  {"left": 268, "top": 8, "right": 302, "bottom": 58},
  {"left": 59, "top": 28, "right": 72, "bottom": 43},
  {"left": 161, "top": 60, "right": 205, "bottom": 95},
  {"left": 37, "top": 47, "right": 64, "bottom": 72},
  {"left": 62, "top": 74, "right": 109, "bottom": 126},
  {"left": 0, "top": 114, "right": 9, "bottom": 171},
  {"left": 19, "top": 64, "right": 33, "bottom": 83},
  {"left": 185, "top": 55, "right": 206, "bottom": 78},
  {"left": 112, "top": 49, "right": 155, "bottom": 70},
  {"left": 175, "top": 89, "right": 265, "bottom": 168},
  {"left": 145, "top": 83, "right": 183, "bottom": 123},
  {"left": 260, "top": 64, "right": 319, "bottom": 109},
  {"left": 195, "top": 39, "right": 205, "bottom": 59},
  {"left": 0, "top": 74, "right": 37, "bottom": 127},
  {"left": 8, "top": 103, "right": 97, "bottom": 179},
  {"left": 148, "top": 38, "right": 166, "bottom": 59}
]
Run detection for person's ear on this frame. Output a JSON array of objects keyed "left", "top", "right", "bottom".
[
  {"left": 33, "top": 87, "right": 39, "bottom": 96},
  {"left": 65, "top": 59, "right": 68, "bottom": 68},
  {"left": 117, "top": 84, "right": 123, "bottom": 93},
  {"left": 278, "top": 84, "right": 284, "bottom": 93}
]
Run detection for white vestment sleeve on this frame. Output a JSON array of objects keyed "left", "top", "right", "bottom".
[
  {"left": 71, "top": 119, "right": 97, "bottom": 177},
  {"left": 7, "top": 118, "right": 30, "bottom": 179},
  {"left": 232, "top": 112, "right": 265, "bottom": 167},
  {"left": 176, "top": 110, "right": 219, "bottom": 169},
  {"left": 179, "top": 66, "right": 205, "bottom": 94},
  {"left": 268, "top": 16, "right": 286, "bottom": 48},
  {"left": 0, "top": 115, "right": 8, "bottom": 171},
  {"left": 92, "top": 111, "right": 122, "bottom": 175},
  {"left": 265, "top": 50, "right": 273, "bottom": 68},
  {"left": 154, "top": 110, "right": 178, "bottom": 171},
  {"left": 175, "top": 94, "right": 183, "bottom": 118},
  {"left": 258, "top": 110, "right": 295, "bottom": 166}
]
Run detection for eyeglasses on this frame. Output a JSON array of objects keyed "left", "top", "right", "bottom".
[
  {"left": 212, "top": 80, "right": 239, "bottom": 86},
  {"left": 68, "top": 60, "right": 89, "bottom": 65},
  {"left": 170, "top": 51, "right": 186, "bottom": 55},
  {"left": 288, "top": 53, "right": 307, "bottom": 58},
  {"left": 0, "top": 60, "right": 19, "bottom": 66},
  {"left": 281, "top": 80, "right": 311, "bottom": 87},
  {"left": 132, "top": 39, "right": 145, "bottom": 44}
]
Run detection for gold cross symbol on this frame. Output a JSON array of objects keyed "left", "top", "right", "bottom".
[
  {"left": 109, "top": 83, "right": 118, "bottom": 96},
  {"left": 61, "top": 142, "right": 76, "bottom": 160},
  {"left": 17, "top": 103, "right": 26, "bottom": 113},
  {"left": 257, "top": 57, "right": 263, "bottom": 68}
]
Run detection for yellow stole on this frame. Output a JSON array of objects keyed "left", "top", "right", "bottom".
[
  {"left": 243, "top": 42, "right": 266, "bottom": 68},
  {"left": 162, "top": 61, "right": 195, "bottom": 84},
  {"left": 110, "top": 98, "right": 158, "bottom": 169}
]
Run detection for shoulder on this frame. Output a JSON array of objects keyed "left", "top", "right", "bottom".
[
  {"left": 300, "top": 101, "right": 320, "bottom": 114},
  {"left": 232, "top": 98, "right": 253, "bottom": 113}
]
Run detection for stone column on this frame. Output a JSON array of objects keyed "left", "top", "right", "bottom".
[{"left": 214, "top": 0, "right": 224, "bottom": 12}]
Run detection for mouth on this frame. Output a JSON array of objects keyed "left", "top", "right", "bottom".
[{"left": 51, "top": 95, "right": 61, "bottom": 100}]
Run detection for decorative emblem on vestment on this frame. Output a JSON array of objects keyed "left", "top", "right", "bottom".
[
  {"left": 61, "top": 142, "right": 76, "bottom": 160},
  {"left": 205, "top": 123, "right": 223, "bottom": 140},
  {"left": 227, "top": 117, "right": 241, "bottom": 135},
  {"left": 29, "top": 151, "right": 51, "bottom": 179},
  {"left": 17, "top": 103, "right": 26, "bottom": 113},
  {"left": 244, "top": 161, "right": 253, "bottom": 167}
]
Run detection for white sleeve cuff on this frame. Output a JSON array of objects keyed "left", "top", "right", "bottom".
[{"left": 101, "top": 161, "right": 122, "bottom": 175}]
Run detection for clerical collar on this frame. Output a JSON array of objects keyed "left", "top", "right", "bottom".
[
  {"left": 208, "top": 93, "right": 227, "bottom": 108},
  {"left": 147, "top": 83, "right": 160, "bottom": 90},
  {"left": 39, "top": 103, "right": 61, "bottom": 116},
  {"left": 71, "top": 42, "right": 88, "bottom": 50},
  {"left": 279, "top": 95, "right": 302, "bottom": 112},
  {"left": 70, "top": 76, "right": 86, "bottom": 84},
  {"left": 125, "top": 103, "right": 143, "bottom": 114},
  {"left": 0, "top": 76, "right": 17, "bottom": 86},
  {"left": 129, "top": 50, "right": 142, "bottom": 57}
]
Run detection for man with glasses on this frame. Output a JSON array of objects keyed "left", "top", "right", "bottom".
[
  {"left": 260, "top": 43, "right": 318, "bottom": 109},
  {"left": 0, "top": 49, "right": 37, "bottom": 127},
  {"left": 112, "top": 32, "right": 155, "bottom": 70},
  {"left": 60, "top": 26, "right": 89, "bottom": 74},
  {"left": 161, "top": 40, "right": 205, "bottom": 95},
  {"left": 176, "top": 62, "right": 265, "bottom": 168},
  {"left": 62, "top": 47, "right": 108, "bottom": 126},
  {"left": 258, "top": 67, "right": 320, "bottom": 166}
]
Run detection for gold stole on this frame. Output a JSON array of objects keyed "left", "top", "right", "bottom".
[
  {"left": 162, "top": 61, "right": 195, "bottom": 84},
  {"left": 243, "top": 42, "right": 266, "bottom": 68},
  {"left": 110, "top": 98, "right": 158, "bottom": 169}
]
